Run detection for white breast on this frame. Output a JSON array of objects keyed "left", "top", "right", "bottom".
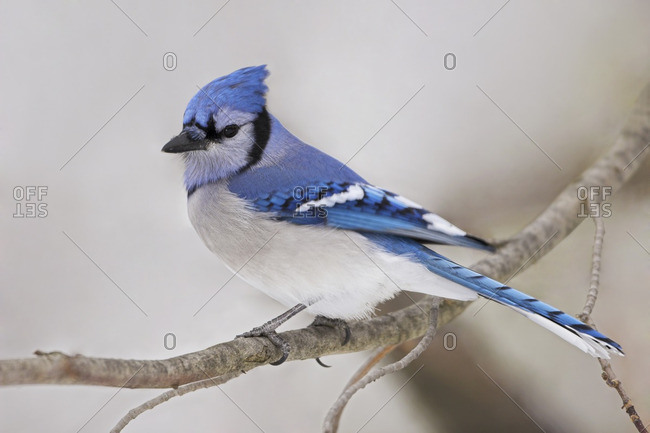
[{"left": 188, "top": 182, "right": 476, "bottom": 320}]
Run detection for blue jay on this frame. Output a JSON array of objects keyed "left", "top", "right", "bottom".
[{"left": 163, "top": 65, "right": 623, "bottom": 365}]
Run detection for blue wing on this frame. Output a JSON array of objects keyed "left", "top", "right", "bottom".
[{"left": 249, "top": 181, "right": 494, "bottom": 251}]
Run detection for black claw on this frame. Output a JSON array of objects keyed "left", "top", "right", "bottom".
[
  {"left": 265, "top": 332, "right": 291, "bottom": 366},
  {"left": 270, "top": 351, "right": 289, "bottom": 366},
  {"left": 315, "top": 357, "right": 331, "bottom": 368}
]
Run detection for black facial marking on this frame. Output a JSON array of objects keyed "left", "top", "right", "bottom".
[
  {"left": 238, "top": 107, "right": 271, "bottom": 173},
  {"left": 184, "top": 118, "right": 218, "bottom": 141},
  {"left": 205, "top": 117, "right": 218, "bottom": 140}
]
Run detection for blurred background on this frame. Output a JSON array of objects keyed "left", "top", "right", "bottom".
[{"left": 1, "top": 1, "right": 650, "bottom": 432}]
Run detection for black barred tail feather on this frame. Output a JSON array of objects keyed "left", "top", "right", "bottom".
[{"left": 419, "top": 249, "right": 624, "bottom": 358}]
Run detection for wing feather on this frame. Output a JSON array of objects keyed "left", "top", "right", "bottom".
[{"left": 250, "top": 182, "right": 494, "bottom": 251}]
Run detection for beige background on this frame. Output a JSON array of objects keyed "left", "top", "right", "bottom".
[{"left": 1, "top": 1, "right": 649, "bottom": 432}]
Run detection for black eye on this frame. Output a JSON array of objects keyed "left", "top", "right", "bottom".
[{"left": 222, "top": 124, "right": 239, "bottom": 138}]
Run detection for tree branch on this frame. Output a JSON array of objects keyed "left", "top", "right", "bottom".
[{"left": 1, "top": 82, "right": 649, "bottom": 391}]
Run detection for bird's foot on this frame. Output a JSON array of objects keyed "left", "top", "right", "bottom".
[
  {"left": 237, "top": 324, "right": 291, "bottom": 366},
  {"left": 236, "top": 304, "right": 307, "bottom": 366},
  {"left": 310, "top": 316, "right": 351, "bottom": 367},
  {"left": 310, "top": 316, "right": 352, "bottom": 345}
]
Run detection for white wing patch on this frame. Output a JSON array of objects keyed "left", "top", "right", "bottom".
[
  {"left": 296, "top": 184, "right": 365, "bottom": 213},
  {"left": 394, "top": 195, "right": 424, "bottom": 209},
  {"left": 422, "top": 213, "right": 466, "bottom": 236}
]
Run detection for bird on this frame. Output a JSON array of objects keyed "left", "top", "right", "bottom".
[{"left": 162, "top": 65, "right": 623, "bottom": 365}]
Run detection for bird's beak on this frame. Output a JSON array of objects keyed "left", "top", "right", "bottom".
[{"left": 162, "top": 132, "right": 208, "bottom": 153}]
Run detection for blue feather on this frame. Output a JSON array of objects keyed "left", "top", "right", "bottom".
[
  {"left": 366, "top": 234, "right": 624, "bottom": 357},
  {"left": 184, "top": 65, "right": 269, "bottom": 127},
  {"left": 243, "top": 180, "right": 494, "bottom": 251},
  {"left": 228, "top": 116, "right": 366, "bottom": 197}
]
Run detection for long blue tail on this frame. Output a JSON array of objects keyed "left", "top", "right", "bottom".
[{"left": 420, "top": 249, "right": 623, "bottom": 358}]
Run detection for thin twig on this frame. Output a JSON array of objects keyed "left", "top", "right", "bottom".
[
  {"left": 579, "top": 217, "right": 647, "bottom": 432},
  {"left": 598, "top": 360, "right": 649, "bottom": 433},
  {"left": 585, "top": 316, "right": 648, "bottom": 433},
  {"left": 323, "top": 345, "right": 398, "bottom": 433},
  {"left": 323, "top": 299, "right": 439, "bottom": 433},
  {"left": 579, "top": 217, "right": 605, "bottom": 320},
  {"left": 344, "top": 346, "right": 399, "bottom": 390},
  {"left": 110, "top": 370, "right": 243, "bottom": 433}
]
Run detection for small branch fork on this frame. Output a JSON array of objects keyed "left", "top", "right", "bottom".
[
  {"left": 578, "top": 217, "right": 648, "bottom": 433},
  {"left": 110, "top": 371, "right": 243, "bottom": 433},
  {"left": 323, "top": 298, "right": 439, "bottom": 433}
]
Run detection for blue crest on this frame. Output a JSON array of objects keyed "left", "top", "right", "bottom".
[{"left": 183, "top": 65, "right": 269, "bottom": 127}]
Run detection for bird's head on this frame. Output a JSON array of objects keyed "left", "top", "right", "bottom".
[{"left": 163, "top": 65, "right": 272, "bottom": 193}]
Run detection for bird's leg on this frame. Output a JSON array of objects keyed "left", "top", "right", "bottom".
[{"left": 237, "top": 303, "right": 307, "bottom": 365}]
